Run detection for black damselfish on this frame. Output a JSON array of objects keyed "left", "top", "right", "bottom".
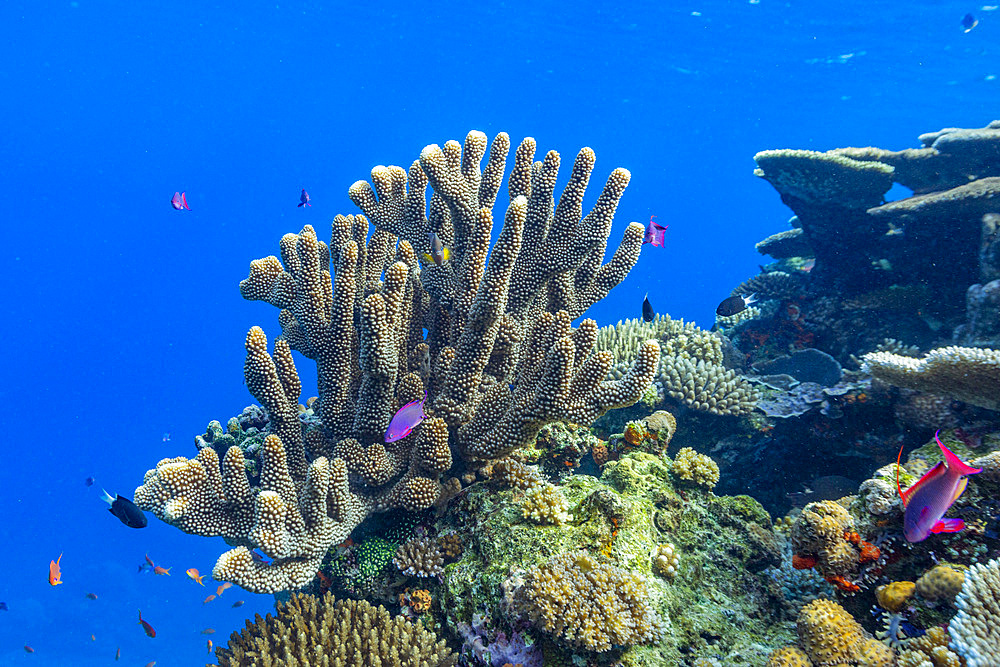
[{"left": 101, "top": 489, "right": 148, "bottom": 528}]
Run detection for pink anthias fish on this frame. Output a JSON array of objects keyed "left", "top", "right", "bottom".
[
  {"left": 896, "top": 430, "right": 982, "bottom": 542},
  {"left": 170, "top": 191, "right": 190, "bottom": 211},
  {"left": 385, "top": 391, "right": 429, "bottom": 443},
  {"left": 642, "top": 215, "right": 667, "bottom": 247},
  {"left": 297, "top": 189, "right": 312, "bottom": 207}
]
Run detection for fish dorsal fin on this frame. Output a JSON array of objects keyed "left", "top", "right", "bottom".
[
  {"left": 935, "top": 430, "right": 983, "bottom": 477},
  {"left": 901, "top": 462, "right": 947, "bottom": 506},
  {"left": 949, "top": 476, "right": 970, "bottom": 507}
]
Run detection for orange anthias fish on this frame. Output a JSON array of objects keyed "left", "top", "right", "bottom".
[
  {"left": 203, "top": 594, "right": 216, "bottom": 604},
  {"left": 201, "top": 628, "right": 216, "bottom": 635},
  {"left": 145, "top": 553, "right": 155, "bottom": 567},
  {"left": 186, "top": 568, "right": 205, "bottom": 585},
  {"left": 138, "top": 610, "right": 156, "bottom": 638},
  {"left": 207, "top": 639, "right": 214, "bottom": 653},
  {"left": 297, "top": 188, "right": 311, "bottom": 207},
  {"left": 153, "top": 566, "right": 170, "bottom": 576},
  {"left": 48, "top": 553, "right": 63, "bottom": 586},
  {"left": 24, "top": 645, "right": 34, "bottom": 653},
  {"left": 215, "top": 582, "right": 232, "bottom": 596},
  {"left": 115, "top": 646, "right": 121, "bottom": 660},
  {"left": 897, "top": 430, "right": 982, "bottom": 542}
]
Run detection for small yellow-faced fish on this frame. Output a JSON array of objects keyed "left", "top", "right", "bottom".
[
  {"left": 185, "top": 568, "right": 205, "bottom": 586},
  {"left": 207, "top": 639, "right": 214, "bottom": 653},
  {"left": 422, "top": 232, "right": 450, "bottom": 266}
]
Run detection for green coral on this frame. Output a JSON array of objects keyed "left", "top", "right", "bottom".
[{"left": 437, "top": 451, "right": 788, "bottom": 664}]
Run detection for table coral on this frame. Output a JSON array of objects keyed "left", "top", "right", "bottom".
[
  {"left": 862, "top": 346, "right": 1000, "bottom": 411},
  {"left": 135, "top": 131, "right": 661, "bottom": 593}
]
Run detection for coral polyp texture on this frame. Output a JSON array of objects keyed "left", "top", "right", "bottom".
[
  {"left": 862, "top": 346, "right": 1000, "bottom": 410},
  {"left": 215, "top": 592, "right": 457, "bottom": 666},
  {"left": 949, "top": 557, "right": 1000, "bottom": 667},
  {"left": 768, "top": 598, "right": 893, "bottom": 667},
  {"left": 135, "top": 131, "right": 660, "bottom": 593},
  {"left": 516, "top": 550, "right": 663, "bottom": 653}
]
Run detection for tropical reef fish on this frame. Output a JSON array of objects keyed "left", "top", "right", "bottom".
[
  {"left": 145, "top": 553, "right": 155, "bottom": 567},
  {"left": 207, "top": 639, "right": 214, "bottom": 653},
  {"left": 385, "top": 391, "right": 428, "bottom": 443},
  {"left": 203, "top": 594, "right": 216, "bottom": 604},
  {"left": 0, "top": 602, "right": 7, "bottom": 611},
  {"left": 48, "top": 553, "right": 63, "bottom": 586},
  {"left": 962, "top": 13, "right": 979, "bottom": 32},
  {"left": 101, "top": 489, "right": 148, "bottom": 528},
  {"left": 85, "top": 592, "right": 98, "bottom": 600},
  {"left": 642, "top": 293, "right": 655, "bottom": 323},
  {"left": 422, "top": 232, "right": 450, "bottom": 266},
  {"left": 716, "top": 293, "right": 757, "bottom": 317},
  {"left": 137, "top": 563, "right": 151, "bottom": 574},
  {"left": 897, "top": 431, "right": 982, "bottom": 542},
  {"left": 202, "top": 628, "right": 216, "bottom": 635},
  {"left": 91, "top": 634, "right": 95, "bottom": 641},
  {"left": 145, "top": 662, "right": 157, "bottom": 667},
  {"left": 231, "top": 600, "right": 244, "bottom": 608},
  {"left": 250, "top": 548, "right": 273, "bottom": 566},
  {"left": 170, "top": 191, "right": 191, "bottom": 211},
  {"left": 642, "top": 215, "right": 667, "bottom": 247},
  {"left": 24, "top": 645, "right": 34, "bottom": 653},
  {"left": 186, "top": 568, "right": 205, "bottom": 585},
  {"left": 216, "top": 582, "right": 232, "bottom": 596},
  {"left": 297, "top": 189, "right": 311, "bottom": 207},
  {"left": 138, "top": 611, "right": 156, "bottom": 638},
  {"left": 84, "top": 476, "right": 95, "bottom": 487},
  {"left": 153, "top": 566, "right": 170, "bottom": 576},
  {"left": 115, "top": 647, "right": 121, "bottom": 660}
]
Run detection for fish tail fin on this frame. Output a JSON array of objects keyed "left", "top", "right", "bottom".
[
  {"left": 100, "top": 489, "right": 115, "bottom": 506},
  {"left": 895, "top": 444, "right": 906, "bottom": 504},
  {"left": 935, "top": 430, "right": 982, "bottom": 476}
]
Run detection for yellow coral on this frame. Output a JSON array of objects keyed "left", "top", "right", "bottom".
[
  {"left": 671, "top": 447, "right": 720, "bottom": 489},
  {"left": 766, "top": 646, "right": 814, "bottom": 667},
  {"left": 517, "top": 550, "right": 662, "bottom": 653},
  {"left": 520, "top": 482, "right": 572, "bottom": 525},
  {"left": 653, "top": 543, "right": 681, "bottom": 579},
  {"left": 916, "top": 564, "right": 965, "bottom": 603},
  {"left": 797, "top": 599, "right": 893, "bottom": 666},
  {"left": 898, "top": 626, "right": 963, "bottom": 667},
  {"left": 790, "top": 501, "right": 865, "bottom": 582},
  {"left": 875, "top": 581, "right": 916, "bottom": 613}
]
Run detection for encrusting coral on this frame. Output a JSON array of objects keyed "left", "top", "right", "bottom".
[
  {"left": 215, "top": 591, "right": 457, "bottom": 666},
  {"left": 134, "top": 131, "right": 660, "bottom": 593},
  {"left": 767, "top": 598, "right": 893, "bottom": 667}
]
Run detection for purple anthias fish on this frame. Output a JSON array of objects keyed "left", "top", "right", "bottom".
[
  {"left": 297, "top": 189, "right": 311, "bottom": 207},
  {"left": 643, "top": 215, "right": 667, "bottom": 247},
  {"left": 385, "top": 391, "right": 428, "bottom": 443},
  {"left": 897, "top": 430, "right": 982, "bottom": 542}
]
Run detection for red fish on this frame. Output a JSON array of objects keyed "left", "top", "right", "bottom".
[
  {"left": 153, "top": 566, "right": 170, "bottom": 576},
  {"left": 642, "top": 215, "right": 667, "bottom": 247},
  {"left": 897, "top": 430, "right": 982, "bottom": 542},
  {"left": 145, "top": 553, "right": 155, "bottom": 567},
  {"left": 297, "top": 189, "right": 311, "bottom": 207},
  {"left": 48, "top": 553, "right": 63, "bottom": 586},
  {"left": 170, "top": 191, "right": 191, "bottom": 210},
  {"left": 138, "top": 610, "right": 156, "bottom": 638}
]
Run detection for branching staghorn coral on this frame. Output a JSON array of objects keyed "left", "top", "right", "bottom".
[{"left": 135, "top": 131, "right": 660, "bottom": 593}]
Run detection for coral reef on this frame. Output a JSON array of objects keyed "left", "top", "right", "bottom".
[
  {"left": 515, "top": 550, "right": 664, "bottom": 653},
  {"left": 768, "top": 598, "right": 893, "bottom": 666},
  {"left": 670, "top": 447, "right": 720, "bottom": 489},
  {"left": 949, "top": 557, "right": 1000, "bottom": 666},
  {"left": 862, "top": 346, "right": 1000, "bottom": 411},
  {"left": 215, "top": 592, "right": 457, "bottom": 666},
  {"left": 135, "top": 131, "right": 660, "bottom": 593}
]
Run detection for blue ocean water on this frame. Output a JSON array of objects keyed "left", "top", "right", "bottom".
[{"left": 0, "top": 1, "right": 994, "bottom": 664}]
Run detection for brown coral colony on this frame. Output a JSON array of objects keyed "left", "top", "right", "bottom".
[{"left": 134, "top": 131, "right": 660, "bottom": 594}]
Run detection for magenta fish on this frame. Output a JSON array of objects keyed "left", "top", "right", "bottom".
[
  {"left": 297, "top": 189, "right": 311, "bottom": 207},
  {"left": 385, "top": 392, "right": 428, "bottom": 443},
  {"left": 170, "top": 191, "right": 190, "bottom": 211},
  {"left": 642, "top": 215, "right": 667, "bottom": 247},
  {"left": 896, "top": 430, "right": 981, "bottom": 542}
]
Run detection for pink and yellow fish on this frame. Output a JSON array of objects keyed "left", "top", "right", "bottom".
[{"left": 897, "top": 431, "right": 981, "bottom": 542}]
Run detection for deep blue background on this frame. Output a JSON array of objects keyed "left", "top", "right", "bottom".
[{"left": 1, "top": 1, "right": 995, "bottom": 663}]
